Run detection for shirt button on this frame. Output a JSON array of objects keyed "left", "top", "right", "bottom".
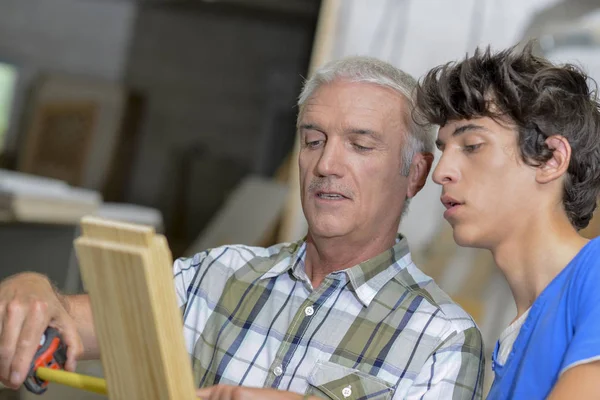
[
  {"left": 273, "top": 366, "right": 283, "bottom": 376},
  {"left": 304, "top": 306, "right": 314, "bottom": 316},
  {"left": 342, "top": 386, "right": 352, "bottom": 398}
]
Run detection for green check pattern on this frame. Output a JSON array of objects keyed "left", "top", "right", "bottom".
[{"left": 174, "top": 237, "right": 484, "bottom": 399}]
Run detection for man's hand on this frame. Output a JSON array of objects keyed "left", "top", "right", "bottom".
[
  {"left": 196, "top": 385, "right": 319, "bottom": 400},
  {"left": 0, "top": 273, "right": 83, "bottom": 389}
]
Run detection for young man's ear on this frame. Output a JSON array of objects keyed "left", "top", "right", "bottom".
[
  {"left": 407, "top": 152, "right": 434, "bottom": 198},
  {"left": 536, "top": 135, "right": 571, "bottom": 184}
]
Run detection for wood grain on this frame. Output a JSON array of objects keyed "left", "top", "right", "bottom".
[{"left": 74, "top": 216, "right": 196, "bottom": 400}]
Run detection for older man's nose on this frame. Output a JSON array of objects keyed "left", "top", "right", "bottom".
[{"left": 315, "top": 142, "right": 344, "bottom": 177}]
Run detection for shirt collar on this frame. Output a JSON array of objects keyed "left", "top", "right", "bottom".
[
  {"left": 345, "top": 236, "right": 411, "bottom": 307},
  {"left": 259, "top": 240, "right": 306, "bottom": 280},
  {"left": 261, "top": 235, "right": 412, "bottom": 307}
]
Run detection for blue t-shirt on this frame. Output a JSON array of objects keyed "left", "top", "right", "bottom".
[{"left": 487, "top": 237, "right": 600, "bottom": 399}]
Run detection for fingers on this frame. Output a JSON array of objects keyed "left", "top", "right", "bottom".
[
  {"left": 55, "top": 318, "right": 83, "bottom": 372},
  {"left": 196, "top": 386, "right": 214, "bottom": 399},
  {"left": 200, "top": 387, "right": 303, "bottom": 400},
  {"left": 197, "top": 385, "right": 232, "bottom": 400},
  {"left": 0, "top": 301, "right": 27, "bottom": 388},
  {"left": 0, "top": 274, "right": 81, "bottom": 390},
  {"left": 10, "top": 301, "right": 50, "bottom": 388},
  {"left": 196, "top": 385, "right": 260, "bottom": 400}
]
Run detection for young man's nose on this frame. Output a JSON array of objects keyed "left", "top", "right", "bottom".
[{"left": 432, "top": 154, "right": 459, "bottom": 185}]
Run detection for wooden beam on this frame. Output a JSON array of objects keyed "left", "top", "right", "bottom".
[{"left": 74, "top": 216, "right": 196, "bottom": 400}]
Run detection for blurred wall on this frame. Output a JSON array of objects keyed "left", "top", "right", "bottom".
[
  {"left": 0, "top": 0, "right": 136, "bottom": 81},
  {"left": 122, "top": 4, "right": 315, "bottom": 251},
  {"left": 0, "top": 0, "right": 137, "bottom": 158},
  {"left": 0, "top": 1, "right": 316, "bottom": 254}
]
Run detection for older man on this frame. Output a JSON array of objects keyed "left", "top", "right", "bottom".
[{"left": 0, "top": 57, "right": 483, "bottom": 399}]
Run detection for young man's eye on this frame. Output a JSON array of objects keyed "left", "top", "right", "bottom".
[{"left": 463, "top": 143, "right": 483, "bottom": 153}]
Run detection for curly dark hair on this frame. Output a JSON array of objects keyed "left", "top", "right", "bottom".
[{"left": 415, "top": 42, "right": 600, "bottom": 231}]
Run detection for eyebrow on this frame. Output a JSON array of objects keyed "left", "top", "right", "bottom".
[
  {"left": 348, "top": 128, "right": 379, "bottom": 136},
  {"left": 298, "top": 123, "right": 321, "bottom": 131},
  {"left": 435, "top": 123, "right": 488, "bottom": 148},
  {"left": 298, "top": 124, "right": 382, "bottom": 139}
]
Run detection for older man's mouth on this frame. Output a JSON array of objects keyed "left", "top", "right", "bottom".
[{"left": 315, "top": 191, "right": 349, "bottom": 200}]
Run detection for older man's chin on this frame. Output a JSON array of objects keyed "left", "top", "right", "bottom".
[{"left": 307, "top": 220, "right": 353, "bottom": 239}]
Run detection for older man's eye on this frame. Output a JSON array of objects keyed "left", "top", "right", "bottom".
[
  {"left": 353, "top": 143, "right": 373, "bottom": 151},
  {"left": 306, "top": 140, "right": 324, "bottom": 148}
]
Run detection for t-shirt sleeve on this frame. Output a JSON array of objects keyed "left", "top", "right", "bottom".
[{"left": 561, "top": 250, "right": 600, "bottom": 374}]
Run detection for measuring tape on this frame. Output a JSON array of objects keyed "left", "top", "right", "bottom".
[{"left": 24, "top": 327, "right": 106, "bottom": 395}]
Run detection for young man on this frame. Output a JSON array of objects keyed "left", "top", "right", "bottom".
[{"left": 416, "top": 43, "right": 600, "bottom": 399}]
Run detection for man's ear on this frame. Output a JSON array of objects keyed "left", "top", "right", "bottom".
[
  {"left": 407, "top": 152, "right": 434, "bottom": 198},
  {"left": 536, "top": 135, "right": 571, "bottom": 184}
]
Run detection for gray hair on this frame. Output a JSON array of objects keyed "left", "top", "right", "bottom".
[{"left": 297, "top": 56, "right": 436, "bottom": 176}]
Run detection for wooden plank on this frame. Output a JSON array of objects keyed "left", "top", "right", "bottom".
[
  {"left": 80, "top": 215, "right": 154, "bottom": 247},
  {"left": 74, "top": 216, "right": 196, "bottom": 400}
]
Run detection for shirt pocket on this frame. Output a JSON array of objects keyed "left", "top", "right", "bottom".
[{"left": 305, "top": 360, "right": 394, "bottom": 400}]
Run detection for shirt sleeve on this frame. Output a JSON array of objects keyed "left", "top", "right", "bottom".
[
  {"left": 173, "top": 251, "right": 209, "bottom": 310},
  {"left": 402, "top": 325, "right": 485, "bottom": 400},
  {"left": 561, "top": 256, "right": 600, "bottom": 374}
]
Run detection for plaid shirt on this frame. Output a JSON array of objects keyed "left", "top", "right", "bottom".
[{"left": 174, "top": 237, "right": 484, "bottom": 399}]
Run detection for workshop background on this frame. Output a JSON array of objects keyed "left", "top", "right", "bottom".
[{"left": 0, "top": 0, "right": 599, "bottom": 398}]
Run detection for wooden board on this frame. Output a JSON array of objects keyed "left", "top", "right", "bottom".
[
  {"left": 74, "top": 216, "right": 196, "bottom": 400},
  {"left": 0, "top": 170, "right": 101, "bottom": 225}
]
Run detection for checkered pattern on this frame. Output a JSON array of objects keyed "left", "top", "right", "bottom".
[{"left": 174, "top": 237, "right": 484, "bottom": 399}]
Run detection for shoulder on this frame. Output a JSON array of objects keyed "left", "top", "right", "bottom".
[
  {"left": 571, "top": 237, "right": 600, "bottom": 276},
  {"left": 174, "top": 241, "right": 299, "bottom": 276},
  {"left": 393, "top": 258, "right": 481, "bottom": 336},
  {"left": 173, "top": 241, "right": 301, "bottom": 307},
  {"left": 556, "top": 237, "right": 600, "bottom": 320},
  {"left": 559, "top": 237, "right": 600, "bottom": 302},
  {"left": 387, "top": 258, "right": 484, "bottom": 375}
]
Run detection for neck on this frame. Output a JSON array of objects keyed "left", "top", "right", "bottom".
[
  {"left": 491, "top": 209, "right": 588, "bottom": 317},
  {"left": 304, "top": 227, "right": 398, "bottom": 289}
]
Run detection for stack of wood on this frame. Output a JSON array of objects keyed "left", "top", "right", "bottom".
[{"left": 0, "top": 169, "right": 101, "bottom": 224}]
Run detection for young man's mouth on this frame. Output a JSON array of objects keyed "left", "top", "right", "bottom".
[{"left": 441, "top": 194, "right": 464, "bottom": 218}]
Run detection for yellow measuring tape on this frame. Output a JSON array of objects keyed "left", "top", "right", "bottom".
[
  {"left": 36, "top": 367, "right": 107, "bottom": 395},
  {"left": 35, "top": 368, "right": 203, "bottom": 399}
]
